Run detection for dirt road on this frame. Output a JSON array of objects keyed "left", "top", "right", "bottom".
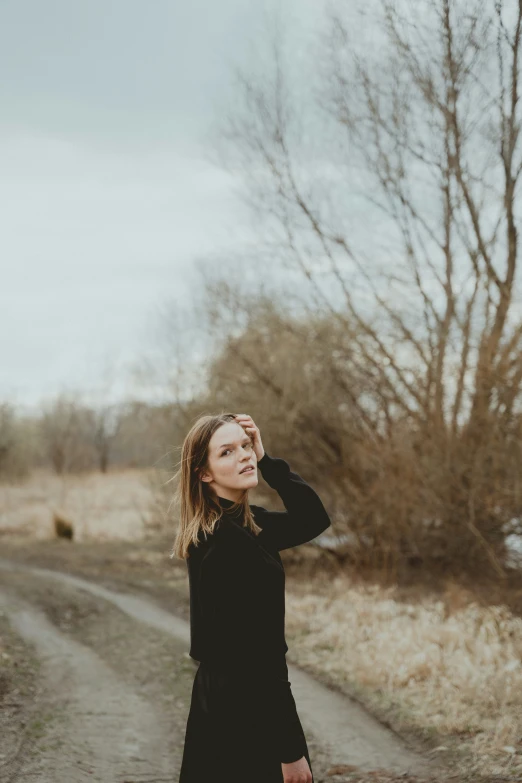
[{"left": 0, "top": 554, "right": 448, "bottom": 783}]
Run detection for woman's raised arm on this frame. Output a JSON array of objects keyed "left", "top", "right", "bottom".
[{"left": 252, "top": 451, "right": 331, "bottom": 551}]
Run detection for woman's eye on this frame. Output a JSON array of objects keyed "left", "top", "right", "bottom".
[{"left": 220, "top": 443, "right": 251, "bottom": 456}]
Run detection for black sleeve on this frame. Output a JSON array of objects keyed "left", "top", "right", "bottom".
[
  {"left": 273, "top": 679, "right": 309, "bottom": 763},
  {"left": 254, "top": 451, "right": 331, "bottom": 551},
  {"left": 198, "top": 544, "right": 308, "bottom": 763}
]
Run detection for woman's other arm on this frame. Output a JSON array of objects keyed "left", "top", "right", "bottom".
[{"left": 253, "top": 452, "right": 331, "bottom": 551}]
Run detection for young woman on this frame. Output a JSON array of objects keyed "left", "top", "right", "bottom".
[{"left": 172, "top": 411, "right": 331, "bottom": 783}]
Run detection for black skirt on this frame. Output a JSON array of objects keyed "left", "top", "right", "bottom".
[{"left": 178, "top": 659, "right": 314, "bottom": 783}]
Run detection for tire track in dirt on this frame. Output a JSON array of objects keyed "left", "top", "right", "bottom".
[
  {"left": 0, "top": 557, "right": 436, "bottom": 779},
  {"left": 0, "top": 588, "right": 175, "bottom": 782}
]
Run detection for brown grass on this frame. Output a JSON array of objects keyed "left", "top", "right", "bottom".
[
  {"left": 0, "top": 469, "right": 159, "bottom": 542},
  {"left": 286, "top": 573, "right": 522, "bottom": 779}
]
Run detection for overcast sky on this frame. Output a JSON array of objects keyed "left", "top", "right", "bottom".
[{"left": 0, "top": 0, "right": 322, "bottom": 408}]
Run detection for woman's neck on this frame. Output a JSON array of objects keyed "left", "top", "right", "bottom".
[{"left": 217, "top": 495, "right": 244, "bottom": 519}]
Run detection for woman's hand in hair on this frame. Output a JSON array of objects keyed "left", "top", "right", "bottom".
[{"left": 233, "top": 414, "right": 265, "bottom": 462}]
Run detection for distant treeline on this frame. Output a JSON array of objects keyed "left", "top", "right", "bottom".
[
  {"left": 3, "top": 297, "right": 521, "bottom": 580},
  {"left": 0, "top": 397, "right": 183, "bottom": 478}
]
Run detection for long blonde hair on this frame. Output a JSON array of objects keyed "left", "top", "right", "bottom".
[{"left": 169, "top": 411, "right": 262, "bottom": 560}]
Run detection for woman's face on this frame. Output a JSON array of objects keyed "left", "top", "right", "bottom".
[{"left": 200, "top": 421, "right": 259, "bottom": 501}]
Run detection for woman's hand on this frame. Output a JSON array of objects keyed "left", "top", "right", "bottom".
[
  {"left": 281, "top": 755, "right": 313, "bottom": 782},
  {"left": 233, "top": 414, "right": 265, "bottom": 463}
]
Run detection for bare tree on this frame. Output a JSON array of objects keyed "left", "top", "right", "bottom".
[
  {"left": 215, "top": 0, "right": 522, "bottom": 576},
  {"left": 91, "top": 403, "right": 122, "bottom": 473},
  {"left": 0, "top": 403, "right": 18, "bottom": 476},
  {"left": 40, "top": 393, "right": 94, "bottom": 474},
  {"left": 0, "top": 402, "right": 34, "bottom": 479}
]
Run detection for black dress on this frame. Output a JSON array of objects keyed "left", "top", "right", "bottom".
[{"left": 178, "top": 452, "right": 331, "bottom": 783}]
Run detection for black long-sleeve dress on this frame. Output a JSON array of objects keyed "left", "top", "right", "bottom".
[{"left": 178, "top": 451, "right": 331, "bottom": 783}]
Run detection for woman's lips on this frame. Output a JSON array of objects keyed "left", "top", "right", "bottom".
[{"left": 240, "top": 466, "right": 255, "bottom": 474}]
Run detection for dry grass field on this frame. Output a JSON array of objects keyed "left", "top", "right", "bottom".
[
  {"left": 285, "top": 576, "right": 522, "bottom": 779},
  {"left": 0, "top": 468, "right": 163, "bottom": 542}
]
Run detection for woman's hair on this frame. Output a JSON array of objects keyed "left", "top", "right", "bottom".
[{"left": 169, "top": 411, "right": 262, "bottom": 560}]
